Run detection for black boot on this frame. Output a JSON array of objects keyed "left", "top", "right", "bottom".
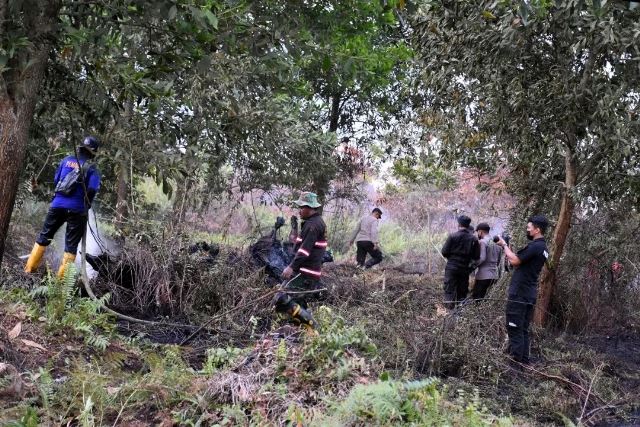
[{"left": 290, "top": 303, "right": 316, "bottom": 330}]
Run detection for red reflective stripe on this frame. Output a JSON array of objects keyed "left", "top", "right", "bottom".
[
  {"left": 297, "top": 248, "right": 310, "bottom": 256},
  {"left": 300, "top": 267, "right": 322, "bottom": 277},
  {"left": 314, "top": 241, "right": 328, "bottom": 248}
]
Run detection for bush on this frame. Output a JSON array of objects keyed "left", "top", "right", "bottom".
[
  {"left": 312, "top": 378, "right": 513, "bottom": 426},
  {"left": 553, "top": 210, "right": 640, "bottom": 333}
]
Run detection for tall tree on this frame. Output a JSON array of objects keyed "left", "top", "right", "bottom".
[
  {"left": 0, "top": 0, "right": 62, "bottom": 266},
  {"left": 11, "top": 0, "right": 346, "bottom": 246},
  {"left": 241, "top": 0, "right": 414, "bottom": 199},
  {"left": 411, "top": 0, "right": 640, "bottom": 324}
]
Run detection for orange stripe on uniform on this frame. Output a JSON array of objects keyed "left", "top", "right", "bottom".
[{"left": 300, "top": 267, "right": 321, "bottom": 277}]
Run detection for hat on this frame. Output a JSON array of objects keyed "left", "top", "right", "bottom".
[
  {"left": 372, "top": 208, "right": 383, "bottom": 216},
  {"left": 476, "top": 222, "right": 490, "bottom": 232},
  {"left": 457, "top": 215, "right": 471, "bottom": 228},
  {"left": 528, "top": 215, "right": 549, "bottom": 234},
  {"left": 293, "top": 192, "right": 322, "bottom": 208},
  {"left": 79, "top": 136, "right": 99, "bottom": 154}
]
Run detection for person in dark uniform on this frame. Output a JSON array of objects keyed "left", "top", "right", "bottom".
[
  {"left": 274, "top": 192, "right": 328, "bottom": 330},
  {"left": 441, "top": 215, "right": 480, "bottom": 308},
  {"left": 24, "top": 136, "right": 101, "bottom": 278},
  {"left": 495, "top": 215, "right": 549, "bottom": 366}
]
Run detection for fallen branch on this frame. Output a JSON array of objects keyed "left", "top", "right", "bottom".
[
  {"left": 521, "top": 362, "right": 607, "bottom": 405},
  {"left": 578, "top": 363, "right": 604, "bottom": 424},
  {"left": 392, "top": 289, "right": 417, "bottom": 306}
]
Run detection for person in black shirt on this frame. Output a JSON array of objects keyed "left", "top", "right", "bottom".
[
  {"left": 441, "top": 215, "right": 481, "bottom": 309},
  {"left": 496, "top": 215, "right": 549, "bottom": 365}
]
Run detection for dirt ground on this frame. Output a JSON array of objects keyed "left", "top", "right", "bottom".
[{"left": 2, "top": 254, "right": 640, "bottom": 425}]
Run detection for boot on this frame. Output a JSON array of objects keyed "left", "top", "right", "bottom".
[
  {"left": 24, "top": 243, "right": 47, "bottom": 273},
  {"left": 56, "top": 252, "right": 76, "bottom": 279},
  {"left": 290, "top": 303, "right": 316, "bottom": 330}
]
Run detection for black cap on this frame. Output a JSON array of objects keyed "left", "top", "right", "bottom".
[
  {"left": 528, "top": 215, "right": 549, "bottom": 234},
  {"left": 372, "top": 208, "right": 383, "bottom": 216},
  {"left": 457, "top": 215, "right": 471, "bottom": 228},
  {"left": 476, "top": 222, "right": 490, "bottom": 232},
  {"left": 80, "top": 136, "right": 99, "bottom": 154}
]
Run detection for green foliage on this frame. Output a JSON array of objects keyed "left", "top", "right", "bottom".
[
  {"left": 5, "top": 407, "right": 40, "bottom": 427},
  {"left": 303, "top": 307, "right": 377, "bottom": 372},
  {"left": 29, "top": 265, "right": 113, "bottom": 351},
  {"left": 313, "top": 378, "right": 513, "bottom": 426},
  {"left": 202, "top": 346, "right": 244, "bottom": 375},
  {"left": 35, "top": 368, "right": 55, "bottom": 419},
  {"left": 411, "top": 0, "right": 640, "bottom": 211}
]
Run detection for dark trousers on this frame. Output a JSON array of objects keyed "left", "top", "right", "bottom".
[
  {"left": 505, "top": 296, "right": 535, "bottom": 363},
  {"left": 356, "top": 241, "right": 383, "bottom": 268},
  {"left": 36, "top": 207, "right": 88, "bottom": 254},
  {"left": 443, "top": 268, "right": 470, "bottom": 308},
  {"left": 274, "top": 273, "right": 325, "bottom": 312},
  {"left": 472, "top": 279, "right": 496, "bottom": 300}
]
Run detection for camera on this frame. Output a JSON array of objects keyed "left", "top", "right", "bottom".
[{"left": 492, "top": 235, "right": 501, "bottom": 243}]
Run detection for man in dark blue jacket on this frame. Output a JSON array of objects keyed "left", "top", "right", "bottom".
[
  {"left": 24, "top": 136, "right": 101, "bottom": 278},
  {"left": 496, "top": 215, "right": 549, "bottom": 366}
]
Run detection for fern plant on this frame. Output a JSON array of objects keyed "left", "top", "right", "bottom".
[
  {"left": 302, "top": 306, "right": 377, "bottom": 373},
  {"left": 312, "top": 379, "right": 513, "bottom": 426},
  {"left": 29, "top": 264, "right": 114, "bottom": 351},
  {"left": 36, "top": 368, "right": 54, "bottom": 420},
  {"left": 5, "top": 407, "right": 39, "bottom": 427},
  {"left": 202, "top": 346, "right": 244, "bottom": 375}
]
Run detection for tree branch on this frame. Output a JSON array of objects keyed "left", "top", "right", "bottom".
[{"left": 0, "top": 0, "right": 6, "bottom": 40}]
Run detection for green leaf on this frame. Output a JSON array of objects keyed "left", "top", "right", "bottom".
[
  {"left": 168, "top": 5, "right": 177, "bottom": 20},
  {"left": 203, "top": 9, "right": 218, "bottom": 29}
]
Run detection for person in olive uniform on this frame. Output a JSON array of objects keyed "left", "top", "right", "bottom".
[{"left": 274, "top": 192, "right": 328, "bottom": 330}]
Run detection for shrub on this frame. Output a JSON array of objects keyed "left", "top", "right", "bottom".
[{"left": 312, "top": 378, "right": 513, "bottom": 426}]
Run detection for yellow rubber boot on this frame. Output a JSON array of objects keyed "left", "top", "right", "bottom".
[
  {"left": 290, "top": 303, "right": 318, "bottom": 334},
  {"left": 24, "top": 243, "right": 47, "bottom": 273},
  {"left": 56, "top": 252, "right": 76, "bottom": 279}
]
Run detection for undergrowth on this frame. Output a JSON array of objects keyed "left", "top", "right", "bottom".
[{"left": 29, "top": 264, "right": 114, "bottom": 351}]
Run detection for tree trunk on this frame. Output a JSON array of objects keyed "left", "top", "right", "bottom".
[
  {"left": 0, "top": 58, "right": 49, "bottom": 266},
  {"left": 328, "top": 92, "right": 341, "bottom": 133},
  {"left": 534, "top": 149, "right": 578, "bottom": 326},
  {"left": 312, "top": 92, "right": 343, "bottom": 208},
  {"left": 115, "top": 159, "right": 129, "bottom": 227},
  {"left": 0, "top": 0, "right": 61, "bottom": 266}
]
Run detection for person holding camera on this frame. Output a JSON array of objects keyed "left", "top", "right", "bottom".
[
  {"left": 495, "top": 215, "right": 549, "bottom": 366},
  {"left": 471, "top": 222, "right": 504, "bottom": 300},
  {"left": 441, "top": 215, "right": 481, "bottom": 308}
]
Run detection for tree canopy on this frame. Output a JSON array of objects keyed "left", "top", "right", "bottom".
[{"left": 410, "top": 0, "right": 640, "bottom": 322}]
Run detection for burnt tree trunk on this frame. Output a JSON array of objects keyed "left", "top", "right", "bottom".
[
  {"left": 115, "top": 159, "right": 129, "bottom": 227},
  {"left": 328, "top": 92, "right": 341, "bottom": 133},
  {"left": 312, "top": 92, "right": 343, "bottom": 210},
  {"left": 534, "top": 148, "right": 578, "bottom": 326},
  {"left": 0, "top": 0, "right": 61, "bottom": 266}
]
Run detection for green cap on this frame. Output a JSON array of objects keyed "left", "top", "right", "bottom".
[{"left": 293, "top": 191, "right": 321, "bottom": 208}]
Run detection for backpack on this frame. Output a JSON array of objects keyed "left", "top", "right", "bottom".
[{"left": 54, "top": 160, "right": 92, "bottom": 196}]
